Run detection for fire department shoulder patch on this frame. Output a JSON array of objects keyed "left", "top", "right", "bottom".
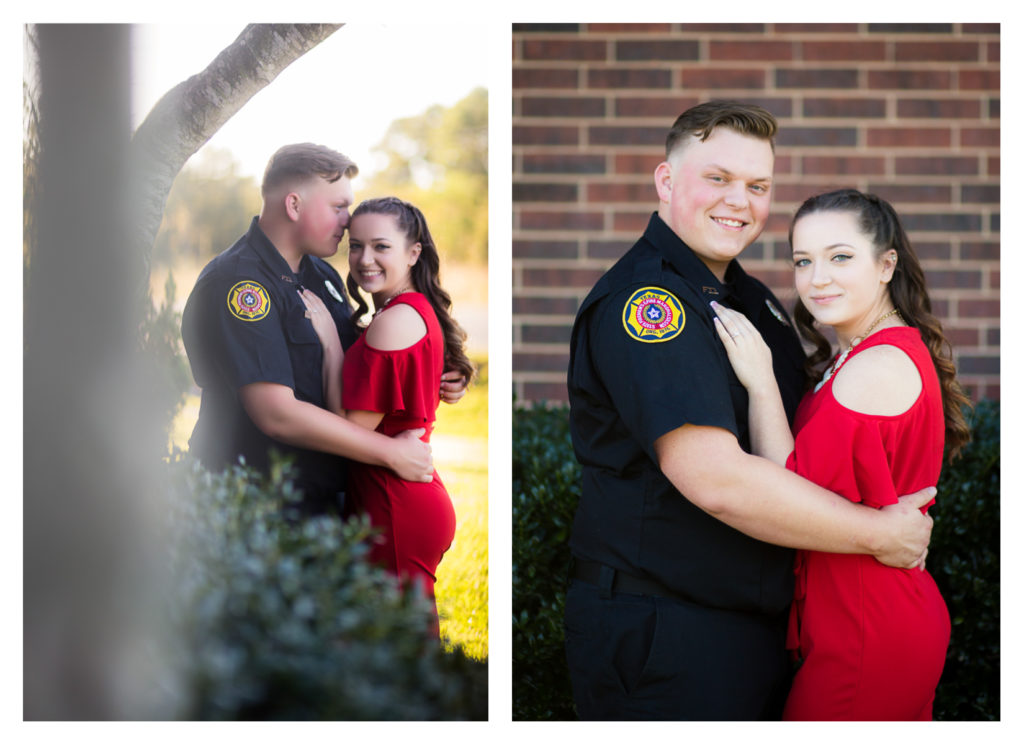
[
  {"left": 227, "top": 280, "right": 271, "bottom": 322},
  {"left": 622, "top": 286, "right": 685, "bottom": 343}
]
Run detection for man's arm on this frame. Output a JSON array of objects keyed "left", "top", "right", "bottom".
[
  {"left": 239, "top": 382, "right": 433, "bottom": 482},
  {"left": 653, "top": 423, "right": 934, "bottom": 568}
]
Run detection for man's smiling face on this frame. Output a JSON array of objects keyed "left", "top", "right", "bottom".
[{"left": 655, "top": 127, "right": 774, "bottom": 279}]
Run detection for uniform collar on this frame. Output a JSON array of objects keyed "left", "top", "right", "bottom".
[
  {"left": 643, "top": 212, "right": 737, "bottom": 304},
  {"left": 723, "top": 258, "right": 771, "bottom": 315},
  {"left": 247, "top": 217, "right": 305, "bottom": 288}
]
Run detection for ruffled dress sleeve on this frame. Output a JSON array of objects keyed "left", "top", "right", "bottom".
[
  {"left": 786, "top": 328, "right": 944, "bottom": 512},
  {"left": 342, "top": 337, "right": 438, "bottom": 423},
  {"left": 341, "top": 295, "right": 441, "bottom": 424},
  {"left": 786, "top": 406, "right": 899, "bottom": 509}
]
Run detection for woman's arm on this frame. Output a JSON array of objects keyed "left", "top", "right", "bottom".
[
  {"left": 341, "top": 302, "right": 428, "bottom": 432},
  {"left": 299, "top": 289, "right": 345, "bottom": 415},
  {"left": 711, "top": 302, "right": 794, "bottom": 465},
  {"left": 286, "top": 293, "right": 434, "bottom": 478}
]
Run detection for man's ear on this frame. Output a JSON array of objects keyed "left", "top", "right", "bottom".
[
  {"left": 284, "top": 191, "right": 302, "bottom": 222},
  {"left": 654, "top": 161, "right": 673, "bottom": 203}
]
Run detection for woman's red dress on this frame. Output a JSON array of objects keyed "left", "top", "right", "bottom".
[
  {"left": 341, "top": 292, "right": 456, "bottom": 625},
  {"left": 783, "top": 327, "right": 950, "bottom": 720}
]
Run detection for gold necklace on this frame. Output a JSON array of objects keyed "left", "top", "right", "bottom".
[
  {"left": 373, "top": 287, "right": 413, "bottom": 317},
  {"left": 815, "top": 307, "right": 903, "bottom": 392}
]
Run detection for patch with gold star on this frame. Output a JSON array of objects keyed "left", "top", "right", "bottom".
[
  {"left": 227, "top": 280, "right": 271, "bottom": 322},
  {"left": 622, "top": 286, "right": 685, "bottom": 343}
]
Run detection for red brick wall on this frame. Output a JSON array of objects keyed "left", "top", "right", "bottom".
[{"left": 512, "top": 23, "right": 1000, "bottom": 404}]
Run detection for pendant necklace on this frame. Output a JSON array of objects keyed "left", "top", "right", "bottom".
[
  {"left": 814, "top": 307, "right": 903, "bottom": 392},
  {"left": 373, "top": 287, "right": 413, "bottom": 318}
]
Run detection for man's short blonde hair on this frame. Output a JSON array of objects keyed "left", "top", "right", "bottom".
[
  {"left": 261, "top": 143, "right": 359, "bottom": 198},
  {"left": 665, "top": 100, "right": 777, "bottom": 160}
]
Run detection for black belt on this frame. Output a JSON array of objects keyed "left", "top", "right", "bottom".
[{"left": 572, "top": 557, "right": 683, "bottom": 602}]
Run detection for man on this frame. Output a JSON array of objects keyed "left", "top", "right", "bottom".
[
  {"left": 565, "top": 102, "right": 935, "bottom": 720},
  {"left": 182, "top": 143, "right": 464, "bottom": 515}
]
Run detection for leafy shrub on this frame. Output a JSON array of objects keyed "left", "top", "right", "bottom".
[
  {"left": 512, "top": 403, "right": 579, "bottom": 720},
  {"left": 160, "top": 454, "right": 487, "bottom": 720},
  {"left": 512, "top": 401, "right": 1000, "bottom": 721},
  {"left": 931, "top": 400, "right": 1000, "bottom": 720}
]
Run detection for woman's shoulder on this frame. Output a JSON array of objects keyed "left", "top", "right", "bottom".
[
  {"left": 364, "top": 298, "right": 428, "bottom": 351},
  {"left": 832, "top": 337, "right": 923, "bottom": 417}
]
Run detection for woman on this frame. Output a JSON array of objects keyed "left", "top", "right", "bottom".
[
  {"left": 711, "top": 189, "right": 970, "bottom": 720},
  {"left": 300, "top": 196, "right": 475, "bottom": 633}
]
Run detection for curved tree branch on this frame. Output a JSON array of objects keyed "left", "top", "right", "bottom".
[{"left": 129, "top": 23, "right": 342, "bottom": 287}]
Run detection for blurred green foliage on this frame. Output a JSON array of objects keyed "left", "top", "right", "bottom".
[
  {"left": 512, "top": 401, "right": 1000, "bottom": 721},
  {"left": 931, "top": 400, "right": 1000, "bottom": 721},
  {"left": 140, "top": 272, "right": 191, "bottom": 443},
  {"left": 361, "top": 87, "right": 487, "bottom": 264},
  {"left": 433, "top": 356, "right": 488, "bottom": 440},
  {"left": 152, "top": 148, "right": 262, "bottom": 268},
  {"left": 160, "top": 454, "right": 487, "bottom": 720},
  {"left": 151, "top": 87, "right": 487, "bottom": 270},
  {"left": 512, "top": 403, "right": 579, "bottom": 720}
]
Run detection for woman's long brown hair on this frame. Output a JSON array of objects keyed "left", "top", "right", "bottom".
[
  {"left": 346, "top": 197, "right": 476, "bottom": 384},
  {"left": 790, "top": 189, "right": 972, "bottom": 461}
]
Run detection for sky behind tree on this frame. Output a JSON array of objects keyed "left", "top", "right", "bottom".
[{"left": 131, "top": 23, "right": 492, "bottom": 181}]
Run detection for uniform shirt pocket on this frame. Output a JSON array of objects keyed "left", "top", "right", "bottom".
[{"left": 284, "top": 303, "right": 329, "bottom": 405}]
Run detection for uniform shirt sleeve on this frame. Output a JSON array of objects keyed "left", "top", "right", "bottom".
[
  {"left": 590, "top": 286, "right": 739, "bottom": 460},
  {"left": 204, "top": 274, "right": 297, "bottom": 391}
]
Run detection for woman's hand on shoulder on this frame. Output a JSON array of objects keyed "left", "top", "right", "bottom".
[
  {"left": 299, "top": 289, "right": 342, "bottom": 354},
  {"left": 366, "top": 302, "right": 428, "bottom": 351},
  {"left": 832, "top": 344, "right": 922, "bottom": 416}
]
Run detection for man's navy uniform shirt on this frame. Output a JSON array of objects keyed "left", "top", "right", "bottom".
[
  {"left": 182, "top": 217, "right": 358, "bottom": 511},
  {"left": 567, "top": 213, "right": 808, "bottom": 615}
]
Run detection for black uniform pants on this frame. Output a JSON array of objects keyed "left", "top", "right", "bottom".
[{"left": 563, "top": 576, "right": 792, "bottom": 720}]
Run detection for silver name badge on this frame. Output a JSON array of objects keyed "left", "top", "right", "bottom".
[
  {"left": 324, "top": 280, "right": 345, "bottom": 303},
  {"left": 765, "top": 298, "right": 790, "bottom": 327}
]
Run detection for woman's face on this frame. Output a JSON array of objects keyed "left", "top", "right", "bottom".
[
  {"left": 791, "top": 210, "right": 897, "bottom": 343},
  {"left": 347, "top": 212, "right": 421, "bottom": 303}
]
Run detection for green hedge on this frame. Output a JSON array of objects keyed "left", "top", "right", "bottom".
[
  {"left": 512, "top": 404, "right": 579, "bottom": 720},
  {"left": 930, "top": 400, "right": 1000, "bottom": 720},
  {"left": 160, "top": 455, "right": 487, "bottom": 720},
  {"left": 512, "top": 400, "right": 1000, "bottom": 721}
]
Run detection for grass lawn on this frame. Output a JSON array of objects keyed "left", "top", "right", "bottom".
[{"left": 432, "top": 360, "right": 488, "bottom": 660}]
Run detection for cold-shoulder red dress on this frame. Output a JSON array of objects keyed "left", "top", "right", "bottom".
[
  {"left": 782, "top": 327, "right": 950, "bottom": 720},
  {"left": 340, "top": 292, "right": 456, "bottom": 625}
]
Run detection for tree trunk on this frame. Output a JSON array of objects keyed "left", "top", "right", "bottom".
[
  {"left": 23, "top": 22, "right": 340, "bottom": 720},
  {"left": 25, "top": 23, "right": 144, "bottom": 720}
]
